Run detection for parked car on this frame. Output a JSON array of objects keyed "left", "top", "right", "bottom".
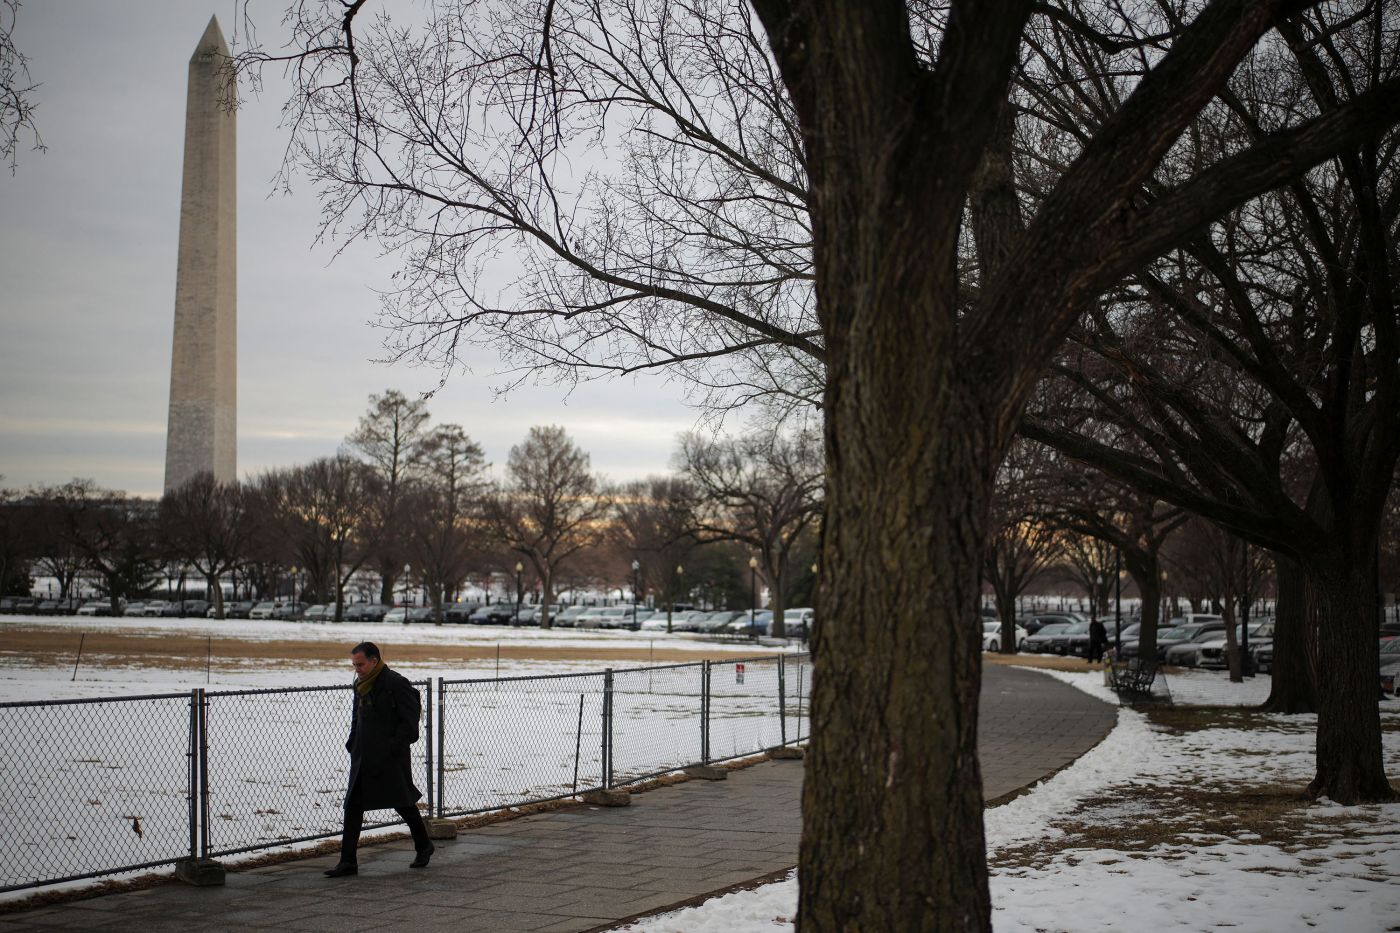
[
  {"left": 579, "top": 606, "right": 637, "bottom": 630},
  {"left": 120, "top": 601, "right": 147, "bottom": 617},
  {"left": 981, "top": 621, "right": 1027, "bottom": 652},
  {"left": 171, "top": 599, "right": 210, "bottom": 617},
  {"left": 343, "top": 603, "right": 390, "bottom": 622},
  {"left": 1252, "top": 643, "right": 1274, "bottom": 674},
  {"left": 1021, "top": 623, "right": 1070, "bottom": 654},
  {"left": 640, "top": 609, "right": 706, "bottom": 632},
  {"left": 1020, "top": 612, "right": 1085, "bottom": 636},
  {"left": 140, "top": 600, "right": 172, "bottom": 617},
  {"left": 1045, "top": 622, "right": 1094, "bottom": 656},
  {"left": 384, "top": 607, "right": 409, "bottom": 624},
  {"left": 727, "top": 610, "right": 773, "bottom": 636},
  {"left": 77, "top": 599, "right": 116, "bottom": 616},
  {"left": 553, "top": 605, "right": 590, "bottom": 628},
  {"left": 36, "top": 598, "right": 80, "bottom": 615},
  {"left": 1154, "top": 620, "right": 1229, "bottom": 665},
  {"left": 1379, "top": 637, "right": 1400, "bottom": 694},
  {"left": 771, "top": 608, "right": 814, "bottom": 638},
  {"left": 443, "top": 601, "right": 482, "bottom": 623},
  {"left": 249, "top": 601, "right": 279, "bottom": 620},
  {"left": 406, "top": 607, "right": 438, "bottom": 623},
  {"left": 694, "top": 611, "right": 745, "bottom": 634},
  {"left": 468, "top": 603, "right": 516, "bottom": 625},
  {"left": 1194, "top": 622, "right": 1275, "bottom": 669},
  {"left": 208, "top": 600, "right": 255, "bottom": 619},
  {"left": 303, "top": 604, "right": 332, "bottom": 623}
]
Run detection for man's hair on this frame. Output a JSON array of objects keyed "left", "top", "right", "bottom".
[{"left": 351, "top": 642, "right": 381, "bottom": 661}]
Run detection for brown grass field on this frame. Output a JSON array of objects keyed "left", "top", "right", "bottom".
[{"left": 0, "top": 622, "right": 1106, "bottom": 673}]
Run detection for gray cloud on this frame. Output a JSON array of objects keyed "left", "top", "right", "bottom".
[{"left": 0, "top": 1, "right": 705, "bottom": 497}]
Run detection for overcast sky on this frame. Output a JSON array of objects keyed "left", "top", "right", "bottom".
[{"left": 0, "top": 2, "right": 705, "bottom": 498}]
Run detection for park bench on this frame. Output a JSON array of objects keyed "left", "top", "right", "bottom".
[{"left": 1107, "top": 658, "right": 1164, "bottom": 701}]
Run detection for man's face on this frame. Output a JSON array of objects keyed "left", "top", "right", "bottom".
[{"left": 351, "top": 651, "right": 378, "bottom": 677}]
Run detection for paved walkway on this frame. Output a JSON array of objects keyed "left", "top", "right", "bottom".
[{"left": 3, "top": 666, "right": 1114, "bottom": 932}]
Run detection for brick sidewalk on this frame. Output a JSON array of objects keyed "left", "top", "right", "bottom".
[{"left": 2, "top": 665, "right": 1113, "bottom": 932}]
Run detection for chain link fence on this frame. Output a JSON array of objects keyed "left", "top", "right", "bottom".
[
  {"left": 0, "top": 653, "right": 808, "bottom": 893},
  {"left": 436, "top": 672, "right": 608, "bottom": 816},
  {"left": 200, "top": 681, "right": 432, "bottom": 858},
  {"left": 0, "top": 693, "right": 195, "bottom": 893}
]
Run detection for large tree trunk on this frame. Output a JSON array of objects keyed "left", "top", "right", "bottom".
[
  {"left": 1125, "top": 562, "right": 1161, "bottom": 663},
  {"left": 539, "top": 568, "right": 554, "bottom": 629},
  {"left": 1260, "top": 556, "right": 1317, "bottom": 714},
  {"left": 1305, "top": 559, "right": 1394, "bottom": 803},
  {"left": 803, "top": 396, "right": 992, "bottom": 930}
]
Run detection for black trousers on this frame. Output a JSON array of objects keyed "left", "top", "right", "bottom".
[{"left": 339, "top": 803, "right": 430, "bottom": 863}]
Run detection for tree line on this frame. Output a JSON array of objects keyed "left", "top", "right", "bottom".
[{"left": 0, "top": 391, "right": 826, "bottom": 630}]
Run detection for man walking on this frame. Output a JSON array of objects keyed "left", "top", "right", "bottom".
[
  {"left": 325, "top": 642, "right": 434, "bottom": 877},
  {"left": 1088, "top": 618, "right": 1108, "bottom": 663}
]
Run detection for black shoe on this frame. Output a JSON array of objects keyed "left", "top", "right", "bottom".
[
  {"left": 324, "top": 862, "right": 358, "bottom": 878},
  {"left": 410, "top": 843, "right": 435, "bottom": 868}
]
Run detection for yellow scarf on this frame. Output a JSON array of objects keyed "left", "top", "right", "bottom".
[{"left": 355, "top": 660, "right": 383, "bottom": 697}]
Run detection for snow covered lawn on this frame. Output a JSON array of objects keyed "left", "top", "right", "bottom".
[{"left": 616, "top": 668, "right": 1400, "bottom": 933}]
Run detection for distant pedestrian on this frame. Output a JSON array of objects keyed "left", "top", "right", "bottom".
[
  {"left": 324, "top": 642, "right": 434, "bottom": 877},
  {"left": 1088, "top": 619, "right": 1108, "bottom": 663}
]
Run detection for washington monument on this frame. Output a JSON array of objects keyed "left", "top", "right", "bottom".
[{"left": 163, "top": 16, "right": 236, "bottom": 494}]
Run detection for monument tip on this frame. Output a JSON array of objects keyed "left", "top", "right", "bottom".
[{"left": 192, "top": 14, "right": 230, "bottom": 62}]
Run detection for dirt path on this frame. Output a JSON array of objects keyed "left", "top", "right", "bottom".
[
  {"left": 0, "top": 625, "right": 772, "bottom": 672},
  {"left": 0, "top": 623, "right": 1101, "bottom": 674}
]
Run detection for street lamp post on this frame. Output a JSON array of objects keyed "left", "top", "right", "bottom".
[
  {"left": 748, "top": 556, "right": 759, "bottom": 635},
  {"left": 630, "top": 559, "right": 640, "bottom": 631},
  {"left": 401, "top": 563, "right": 411, "bottom": 624},
  {"left": 515, "top": 561, "right": 524, "bottom": 627},
  {"left": 668, "top": 564, "right": 684, "bottom": 634},
  {"left": 1160, "top": 570, "right": 1168, "bottom": 624},
  {"left": 1092, "top": 574, "right": 1102, "bottom": 624}
]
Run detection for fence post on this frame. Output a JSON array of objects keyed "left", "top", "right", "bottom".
[
  {"left": 195, "top": 688, "right": 210, "bottom": 859},
  {"left": 778, "top": 655, "right": 787, "bottom": 746},
  {"left": 436, "top": 679, "right": 446, "bottom": 819},
  {"left": 423, "top": 678, "right": 434, "bottom": 818},
  {"left": 602, "top": 669, "right": 614, "bottom": 789},
  {"left": 187, "top": 688, "right": 199, "bottom": 859},
  {"left": 701, "top": 660, "right": 711, "bottom": 764}
]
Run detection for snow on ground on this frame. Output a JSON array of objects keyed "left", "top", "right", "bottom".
[
  {"left": 617, "top": 668, "right": 1400, "bottom": 933},
  {"left": 0, "top": 650, "right": 810, "bottom": 899}
]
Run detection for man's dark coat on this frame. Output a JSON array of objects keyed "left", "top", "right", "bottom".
[{"left": 345, "top": 665, "right": 423, "bottom": 811}]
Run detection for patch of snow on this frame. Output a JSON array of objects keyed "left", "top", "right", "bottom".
[{"left": 615, "top": 667, "right": 1400, "bottom": 933}]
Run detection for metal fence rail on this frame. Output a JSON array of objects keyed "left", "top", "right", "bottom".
[
  {"left": 200, "top": 681, "right": 432, "bottom": 858},
  {"left": 610, "top": 661, "right": 707, "bottom": 785},
  {"left": 0, "top": 692, "right": 194, "bottom": 894},
  {"left": 437, "top": 671, "right": 607, "bottom": 817},
  {"left": 0, "top": 653, "right": 810, "bottom": 894}
]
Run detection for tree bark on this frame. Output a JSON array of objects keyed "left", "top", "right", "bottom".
[
  {"left": 1305, "top": 559, "right": 1395, "bottom": 803},
  {"left": 1261, "top": 556, "right": 1317, "bottom": 714},
  {"left": 804, "top": 404, "right": 992, "bottom": 930}
]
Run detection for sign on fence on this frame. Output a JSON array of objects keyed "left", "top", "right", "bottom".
[{"left": 736, "top": 663, "right": 745, "bottom": 684}]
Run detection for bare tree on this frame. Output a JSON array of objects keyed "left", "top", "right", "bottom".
[
  {"left": 1021, "top": 3, "right": 1400, "bottom": 801},
  {"left": 983, "top": 442, "right": 1060, "bottom": 653},
  {"left": 408, "top": 423, "right": 487, "bottom": 623},
  {"left": 0, "top": 0, "right": 42, "bottom": 173},
  {"left": 160, "top": 472, "right": 257, "bottom": 619},
  {"left": 266, "top": 457, "right": 380, "bottom": 617},
  {"left": 345, "top": 389, "right": 431, "bottom": 604},
  {"left": 612, "top": 476, "right": 702, "bottom": 632},
  {"left": 485, "top": 426, "right": 611, "bottom": 628},
  {"left": 0, "top": 478, "right": 31, "bottom": 596},
  {"left": 679, "top": 429, "right": 822, "bottom": 637}
]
